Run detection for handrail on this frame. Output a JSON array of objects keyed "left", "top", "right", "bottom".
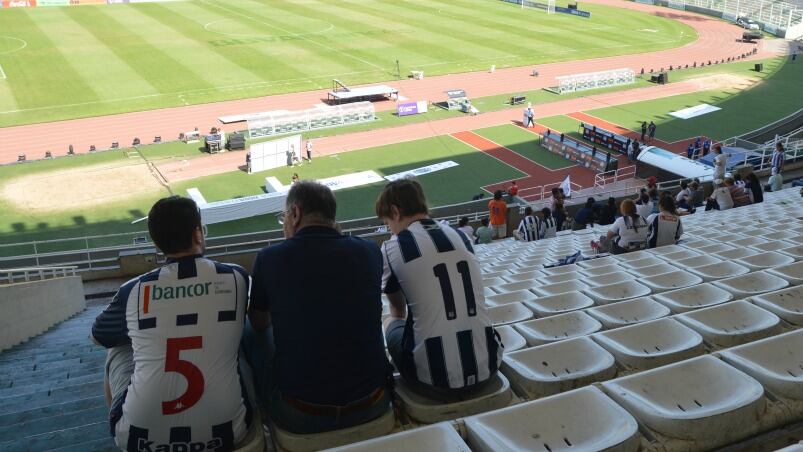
[{"left": 1, "top": 265, "right": 78, "bottom": 284}]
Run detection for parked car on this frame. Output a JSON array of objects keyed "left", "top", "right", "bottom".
[
  {"left": 742, "top": 30, "right": 763, "bottom": 42},
  {"left": 736, "top": 16, "right": 760, "bottom": 30}
]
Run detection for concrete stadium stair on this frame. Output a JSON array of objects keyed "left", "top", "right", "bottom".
[{"left": 0, "top": 305, "right": 116, "bottom": 452}]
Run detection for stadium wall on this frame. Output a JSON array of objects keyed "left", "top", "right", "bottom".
[{"left": 0, "top": 276, "right": 85, "bottom": 352}]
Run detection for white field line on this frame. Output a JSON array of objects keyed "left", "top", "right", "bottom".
[{"left": 0, "top": 64, "right": 6, "bottom": 80}]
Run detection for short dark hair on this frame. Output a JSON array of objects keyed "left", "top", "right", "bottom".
[
  {"left": 659, "top": 194, "right": 677, "bottom": 214},
  {"left": 494, "top": 190, "right": 503, "bottom": 200},
  {"left": 481, "top": 218, "right": 489, "bottom": 226},
  {"left": 541, "top": 207, "right": 552, "bottom": 218},
  {"left": 148, "top": 196, "right": 202, "bottom": 255},
  {"left": 459, "top": 217, "right": 469, "bottom": 227},
  {"left": 375, "top": 178, "right": 428, "bottom": 219},
  {"left": 524, "top": 206, "right": 533, "bottom": 215},
  {"left": 287, "top": 181, "right": 337, "bottom": 223},
  {"left": 585, "top": 197, "right": 595, "bottom": 208},
  {"left": 681, "top": 181, "right": 688, "bottom": 189}
]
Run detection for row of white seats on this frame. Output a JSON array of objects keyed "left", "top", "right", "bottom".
[{"left": 331, "top": 328, "right": 803, "bottom": 451}]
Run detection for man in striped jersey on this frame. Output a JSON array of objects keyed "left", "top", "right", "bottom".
[
  {"left": 515, "top": 206, "right": 540, "bottom": 241},
  {"left": 92, "top": 196, "right": 252, "bottom": 452},
  {"left": 376, "top": 179, "right": 503, "bottom": 398}
]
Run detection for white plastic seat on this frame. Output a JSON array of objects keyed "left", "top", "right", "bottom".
[
  {"left": 591, "top": 318, "right": 704, "bottom": 371},
  {"left": 713, "top": 271, "right": 791, "bottom": 298},
  {"left": 675, "top": 300, "right": 782, "bottom": 348},
  {"left": 482, "top": 277, "right": 508, "bottom": 289},
  {"left": 487, "top": 302, "right": 534, "bottom": 325},
  {"left": 577, "top": 256, "right": 619, "bottom": 269},
  {"left": 501, "top": 337, "right": 616, "bottom": 398},
  {"left": 735, "top": 251, "right": 796, "bottom": 271},
  {"left": 687, "top": 261, "right": 751, "bottom": 282},
  {"left": 719, "top": 329, "right": 803, "bottom": 401},
  {"left": 486, "top": 290, "right": 539, "bottom": 307},
  {"left": 524, "top": 291, "right": 594, "bottom": 317},
  {"left": 620, "top": 256, "right": 664, "bottom": 269},
  {"left": 272, "top": 409, "right": 395, "bottom": 452},
  {"left": 493, "top": 280, "right": 538, "bottom": 294},
  {"left": 481, "top": 270, "right": 510, "bottom": 280},
  {"left": 601, "top": 356, "right": 766, "bottom": 446},
  {"left": 653, "top": 282, "right": 735, "bottom": 313},
  {"left": 394, "top": 372, "right": 513, "bottom": 424},
  {"left": 579, "top": 264, "right": 623, "bottom": 277},
  {"left": 611, "top": 250, "right": 653, "bottom": 263},
  {"left": 536, "top": 271, "right": 583, "bottom": 285},
  {"left": 731, "top": 236, "right": 769, "bottom": 248},
  {"left": 751, "top": 240, "right": 796, "bottom": 252},
  {"left": 640, "top": 270, "right": 703, "bottom": 293},
  {"left": 502, "top": 270, "right": 544, "bottom": 282},
  {"left": 541, "top": 263, "right": 583, "bottom": 275},
  {"left": 585, "top": 271, "right": 636, "bottom": 287},
  {"left": 326, "top": 423, "right": 470, "bottom": 451},
  {"left": 779, "top": 244, "right": 803, "bottom": 261},
  {"left": 495, "top": 325, "right": 527, "bottom": 354},
  {"left": 464, "top": 386, "right": 640, "bottom": 452},
  {"left": 533, "top": 280, "right": 589, "bottom": 297},
  {"left": 750, "top": 286, "right": 803, "bottom": 325},
  {"left": 513, "top": 311, "right": 602, "bottom": 346},
  {"left": 674, "top": 254, "right": 722, "bottom": 269},
  {"left": 715, "top": 247, "right": 759, "bottom": 260},
  {"left": 627, "top": 263, "right": 679, "bottom": 278},
  {"left": 583, "top": 280, "right": 652, "bottom": 305},
  {"left": 656, "top": 249, "right": 700, "bottom": 262},
  {"left": 695, "top": 243, "right": 735, "bottom": 254},
  {"left": 649, "top": 244, "right": 689, "bottom": 256},
  {"left": 483, "top": 287, "right": 497, "bottom": 297},
  {"left": 767, "top": 261, "right": 803, "bottom": 285},
  {"left": 586, "top": 297, "right": 671, "bottom": 329}
]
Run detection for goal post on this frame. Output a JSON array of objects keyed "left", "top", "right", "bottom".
[{"left": 547, "top": 0, "right": 556, "bottom": 14}]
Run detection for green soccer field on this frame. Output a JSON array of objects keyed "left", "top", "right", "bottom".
[{"left": 0, "top": 0, "right": 694, "bottom": 126}]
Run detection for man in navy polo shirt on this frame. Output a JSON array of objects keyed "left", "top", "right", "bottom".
[{"left": 248, "top": 181, "right": 391, "bottom": 434}]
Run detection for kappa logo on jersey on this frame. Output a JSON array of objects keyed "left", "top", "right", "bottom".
[{"left": 136, "top": 437, "right": 224, "bottom": 452}]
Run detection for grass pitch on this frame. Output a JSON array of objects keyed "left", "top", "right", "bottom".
[{"left": 0, "top": 0, "right": 693, "bottom": 126}]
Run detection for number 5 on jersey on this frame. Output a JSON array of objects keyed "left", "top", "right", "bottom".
[{"left": 162, "top": 336, "right": 205, "bottom": 415}]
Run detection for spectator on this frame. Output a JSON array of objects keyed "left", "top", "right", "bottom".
[
  {"left": 92, "top": 196, "right": 253, "bottom": 450},
  {"left": 291, "top": 173, "right": 300, "bottom": 184},
  {"left": 540, "top": 207, "right": 557, "bottom": 239},
  {"left": 708, "top": 179, "right": 734, "bottom": 210},
  {"left": 744, "top": 173, "right": 764, "bottom": 203},
  {"left": 725, "top": 177, "right": 751, "bottom": 207},
  {"left": 702, "top": 138, "right": 711, "bottom": 157},
  {"left": 733, "top": 173, "right": 746, "bottom": 189},
  {"left": 516, "top": 206, "right": 540, "bottom": 241},
  {"left": 686, "top": 141, "right": 695, "bottom": 159},
  {"left": 573, "top": 197, "right": 597, "bottom": 230},
  {"left": 675, "top": 181, "right": 694, "bottom": 212},
  {"left": 689, "top": 180, "right": 704, "bottom": 207},
  {"left": 507, "top": 180, "right": 519, "bottom": 201},
  {"left": 457, "top": 217, "right": 474, "bottom": 238},
  {"left": 550, "top": 188, "right": 567, "bottom": 231},
  {"left": 641, "top": 121, "right": 647, "bottom": 141},
  {"left": 767, "top": 167, "right": 784, "bottom": 192},
  {"left": 376, "top": 179, "right": 503, "bottom": 398},
  {"left": 647, "top": 195, "right": 683, "bottom": 248},
  {"left": 635, "top": 192, "right": 653, "bottom": 220},
  {"left": 606, "top": 199, "right": 648, "bottom": 254},
  {"left": 598, "top": 197, "right": 617, "bottom": 225},
  {"left": 249, "top": 181, "right": 391, "bottom": 434},
  {"left": 488, "top": 190, "right": 508, "bottom": 239},
  {"left": 648, "top": 121, "right": 656, "bottom": 143},
  {"left": 771, "top": 142, "right": 785, "bottom": 175},
  {"left": 475, "top": 218, "right": 493, "bottom": 244},
  {"left": 712, "top": 144, "right": 727, "bottom": 181}
]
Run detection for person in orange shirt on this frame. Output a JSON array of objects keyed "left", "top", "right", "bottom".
[{"left": 488, "top": 190, "right": 508, "bottom": 239}]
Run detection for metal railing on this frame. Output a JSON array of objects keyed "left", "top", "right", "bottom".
[
  {"left": 1, "top": 266, "right": 78, "bottom": 285},
  {"left": 518, "top": 181, "right": 583, "bottom": 202},
  {"left": 594, "top": 165, "right": 638, "bottom": 188}
]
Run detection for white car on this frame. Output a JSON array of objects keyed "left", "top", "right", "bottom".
[{"left": 736, "top": 17, "right": 760, "bottom": 30}]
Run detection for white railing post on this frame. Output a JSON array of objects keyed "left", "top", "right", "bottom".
[{"left": 33, "top": 242, "right": 39, "bottom": 267}]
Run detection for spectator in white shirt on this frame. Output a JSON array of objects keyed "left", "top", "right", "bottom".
[
  {"left": 647, "top": 196, "right": 683, "bottom": 248},
  {"left": 766, "top": 168, "right": 784, "bottom": 192},
  {"left": 457, "top": 217, "right": 474, "bottom": 238},
  {"left": 606, "top": 199, "right": 648, "bottom": 254},
  {"left": 708, "top": 180, "right": 734, "bottom": 210},
  {"left": 712, "top": 144, "right": 728, "bottom": 181},
  {"left": 635, "top": 192, "right": 653, "bottom": 220},
  {"left": 675, "top": 181, "right": 693, "bottom": 212}
]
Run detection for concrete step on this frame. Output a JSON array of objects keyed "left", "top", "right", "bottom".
[
  {"left": 49, "top": 436, "right": 117, "bottom": 452},
  {"left": 0, "top": 396, "right": 106, "bottom": 428},
  {"left": 0, "top": 420, "right": 109, "bottom": 452},
  {"left": 0, "top": 406, "right": 108, "bottom": 442},
  {"left": 0, "top": 381, "right": 102, "bottom": 415},
  {"left": 0, "top": 374, "right": 103, "bottom": 399},
  {"left": 0, "top": 363, "right": 104, "bottom": 391}
]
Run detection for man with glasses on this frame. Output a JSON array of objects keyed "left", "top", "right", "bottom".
[
  {"left": 92, "top": 196, "right": 254, "bottom": 451},
  {"left": 248, "top": 181, "right": 391, "bottom": 434}
]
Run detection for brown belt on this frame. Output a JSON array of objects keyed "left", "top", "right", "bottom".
[{"left": 281, "top": 387, "right": 386, "bottom": 416}]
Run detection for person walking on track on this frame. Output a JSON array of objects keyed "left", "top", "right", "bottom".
[{"left": 641, "top": 121, "right": 647, "bottom": 141}]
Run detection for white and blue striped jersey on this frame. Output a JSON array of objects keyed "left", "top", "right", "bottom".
[
  {"left": 517, "top": 215, "right": 540, "bottom": 241},
  {"left": 92, "top": 256, "right": 250, "bottom": 452},
  {"left": 381, "top": 219, "right": 502, "bottom": 390},
  {"left": 540, "top": 217, "right": 557, "bottom": 239}
]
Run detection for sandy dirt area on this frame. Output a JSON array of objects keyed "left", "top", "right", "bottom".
[
  {"left": 687, "top": 73, "right": 757, "bottom": 91},
  {"left": 1, "top": 160, "right": 165, "bottom": 213}
]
